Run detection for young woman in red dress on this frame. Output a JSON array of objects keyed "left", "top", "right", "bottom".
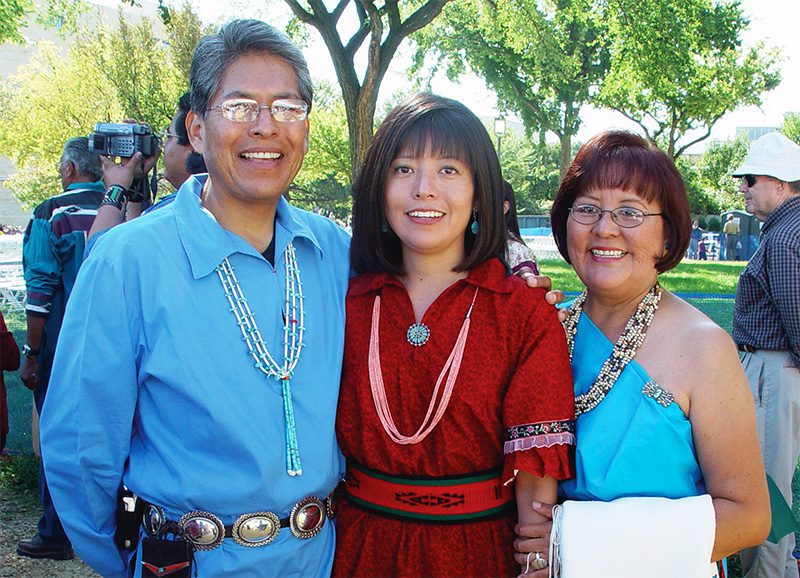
[{"left": 332, "top": 94, "right": 575, "bottom": 577}]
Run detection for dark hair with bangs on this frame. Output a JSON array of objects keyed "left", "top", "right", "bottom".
[
  {"left": 551, "top": 130, "right": 690, "bottom": 273},
  {"left": 350, "top": 93, "right": 506, "bottom": 275}
]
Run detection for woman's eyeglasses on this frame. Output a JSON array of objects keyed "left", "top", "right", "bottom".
[{"left": 569, "top": 204, "right": 663, "bottom": 228}]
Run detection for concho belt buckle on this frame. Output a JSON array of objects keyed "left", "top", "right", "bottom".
[
  {"left": 231, "top": 511, "right": 281, "bottom": 547},
  {"left": 143, "top": 504, "right": 166, "bottom": 537},
  {"left": 178, "top": 510, "right": 225, "bottom": 551},
  {"left": 290, "top": 496, "right": 325, "bottom": 539}
]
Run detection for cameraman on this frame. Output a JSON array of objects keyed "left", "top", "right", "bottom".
[{"left": 87, "top": 93, "right": 206, "bottom": 244}]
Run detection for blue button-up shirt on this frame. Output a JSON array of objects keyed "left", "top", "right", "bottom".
[{"left": 40, "top": 175, "right": 351, "bottom": 577}]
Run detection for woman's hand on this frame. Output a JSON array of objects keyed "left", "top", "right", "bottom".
[{"left": 514, "top": 501, "right": 555, "bottom": 577}]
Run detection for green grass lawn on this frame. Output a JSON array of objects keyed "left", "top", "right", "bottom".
[{"left": 539, "top": 257, "right": 745, "bottom": 294}]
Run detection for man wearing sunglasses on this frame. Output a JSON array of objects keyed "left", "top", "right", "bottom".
[
  {"left": 732, "top": 131, "right": 800, "bottom": 578},
  {"left": 38, "top": 20, "right": 351, "bottom": 577}
]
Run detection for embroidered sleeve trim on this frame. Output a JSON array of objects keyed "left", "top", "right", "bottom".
[
  {"left": 504, "top": 420, "right": 576, "bottom": 454},
  {"left": 503, "top": 432, "right": 576, "bottom": 454}
]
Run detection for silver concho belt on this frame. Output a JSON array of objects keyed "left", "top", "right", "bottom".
[{"left": 142, "top": 494, "right": 336, "bottom": 551}]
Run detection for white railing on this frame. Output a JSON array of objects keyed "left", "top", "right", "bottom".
[{"left": 0, "top": 260, "right": 25, "bottom": 312}]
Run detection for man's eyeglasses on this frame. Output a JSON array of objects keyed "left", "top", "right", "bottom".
[
  {"left": 159, "top": 130, "right": 179, "bottom": 142},
  {"left": 741, "top": 174, "right": 757, "bottom": 187},
  {"left": 208, "top": 98, "right": 309, "bottom": 124},
  {"left": 569, "top": 204, "right": 663, "bottom": 228}
]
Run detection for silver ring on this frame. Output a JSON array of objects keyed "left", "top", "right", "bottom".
[{"left": 531, "top": 551, "right": 548, "bottom": 570}]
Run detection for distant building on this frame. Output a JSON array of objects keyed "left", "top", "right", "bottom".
[{"left": 736, "top": 126, "right": 779, "bottom": 142}]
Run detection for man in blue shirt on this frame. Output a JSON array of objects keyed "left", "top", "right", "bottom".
[
  {"left": 40, "top": 20, "right": 351, "bottom": 577},
  {"left": 18, "top": 136, "right": 105, "bottom": 561}
]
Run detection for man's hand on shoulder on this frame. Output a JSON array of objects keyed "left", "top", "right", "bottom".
[{"left": 514, "top": 266, "right": 566, "bottom": 320}]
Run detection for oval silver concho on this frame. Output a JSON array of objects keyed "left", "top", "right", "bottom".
[
  {"left": 178, "top": 511, "right": 225, "bottom": 551},
  {"left": 232, "top": 512, "right": 281, "bottom": 547},
  {"left": 289, "top": 497, "right": 325, "bottom": 539},
  {"left": 143, "top": 504, "right": 166, "bottom": 537}
]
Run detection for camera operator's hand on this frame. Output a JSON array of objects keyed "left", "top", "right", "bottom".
[{"left": 101, "top": 152, "right": 143, "bottom": 189}]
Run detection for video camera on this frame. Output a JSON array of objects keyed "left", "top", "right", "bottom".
[{"left": 88, "top": 122, "right": 159, "bottom": 158}]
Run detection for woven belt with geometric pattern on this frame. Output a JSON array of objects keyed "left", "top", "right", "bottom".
[{"left": 343, "top": 460, "right": 513, "bottom": 523}]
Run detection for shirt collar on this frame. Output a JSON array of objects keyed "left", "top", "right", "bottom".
[
  {"left": 173, "top": 174, "right": 325, "bottom": 279},
  {"left": 761, "top": 195, "right": 800, "bottom": 234},
  {"left": 348, "top": 258, "right": 515, "bottom": 297},
  {"left": 65, "top": 180, "right": 105, "bottom": 192}
]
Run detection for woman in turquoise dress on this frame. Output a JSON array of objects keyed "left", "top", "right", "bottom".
[{"left": 515, "top": 131, "right": 769, "bottom": 576}]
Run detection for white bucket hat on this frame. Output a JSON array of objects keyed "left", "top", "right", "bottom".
[{"left": 732, "top": 132, "right": 800, "bottom": 182}]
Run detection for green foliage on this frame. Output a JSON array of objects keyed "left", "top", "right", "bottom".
[
  {"left": 165, "top": 2, "right": 212, "bottom": 84},
  {"left": 34, "top": 0, "right": 90, "bottom": 38},
  {"left": 292, "top": 81, "right": 353, "bottom": 218},
  {"left": 599, "top": 0, "right": 781, "bottom": 158},
  {"left": 0, "top": 41, "right": 123, "bottom": 207},
  {"left": 696, "top": 137, "right": 748, "bottom": 211},
  {"left": 284, "top": 0, "right": 455, "bottom": 180},
  {"left": 0, "top": 7, "right": 203, "bottom": 209},
  {"left": 498, "top": 133, "right": 561, "bottom": 214},
  {"left": 783, "top": 113, "right": 800, "bottom": 145},
  {"left": 413, "top": 0, "right": 609, "bottom": 175},
  {"left": 0, "top": 0, "right": 33, "bottom": 44},
  {"left": 0, "top": 455, "right": 39, "bottom": 491},
  {"left": 74, "top": 14, "right": 181, "bottom": 127}
]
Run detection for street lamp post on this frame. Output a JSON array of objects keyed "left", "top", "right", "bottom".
[{"left": 494, "top": 116, "right": 506, "bottom": 160}]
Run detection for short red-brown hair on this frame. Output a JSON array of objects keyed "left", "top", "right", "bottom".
[{"left": 551, "top": 131, "right": 690, "bottom": 273}]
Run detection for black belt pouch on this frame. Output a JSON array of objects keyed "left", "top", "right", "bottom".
[{"left": 140, "top": 537, "right": 193, "bottom": 577}]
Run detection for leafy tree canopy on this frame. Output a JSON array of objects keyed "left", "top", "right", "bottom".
[
  {"left": 413, "top": 0, "right": 609, "bottom": 176},
  {"left": 0, "top": 7, "right": 202, "bottom": 208},
  {"left": 282, "top": 0, "right": 455, "bottom": 180},
  {"left": 599, "top": 0, "right": 781, "bottom": 158},
  {"left": 783, "top": 113, "right": 800, "bottom": 145},
  {"left": 0, "top": 0, "right": 33, "bottom": 44}
]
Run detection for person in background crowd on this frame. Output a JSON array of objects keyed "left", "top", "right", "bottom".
[
  {"left": 732, "top": 131, "right": 800, "bottom": 578},
  {"left": 87, "top": 92, "right": 207, "bottom": 245},
  {"left": 503, "top": 180, "right": 540, "bottom": 275},
  {"left": 333, "top": 94, "right": 575, "bottom": 578},
  {"left": 690, "top": 219, "right": 703, "bottom": 259},
  {"left": 515, "top": 131, "right": 768, "bottom": 577},
  {"left": 0, "top": 309, "right": 20, "bottom": 454},
  {"left": 17, "top": 137, "right": 105, "bottom": 561},
  {"left": 723, "top": 213, "right": 740, "bottom": 260}
]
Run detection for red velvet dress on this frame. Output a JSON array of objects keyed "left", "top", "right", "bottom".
[{"left": 333, "top": 259, "right": 575, "bottom": 577}]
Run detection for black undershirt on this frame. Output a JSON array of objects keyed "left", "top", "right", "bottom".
[{"left": 262, "top": 233, "right": 276, "bottom": 266}]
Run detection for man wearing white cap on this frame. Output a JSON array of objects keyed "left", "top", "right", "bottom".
[{"left": 732, "top": 131, "right": 800, "bottom": 578}]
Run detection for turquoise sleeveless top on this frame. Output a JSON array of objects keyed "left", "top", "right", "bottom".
[{"left": 560, "top": 312, "right": 705, "bottom": 501}]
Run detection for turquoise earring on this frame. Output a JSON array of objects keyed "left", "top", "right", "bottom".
[{"left": 470, "top": 211, "right": 479, "bottom": 235}]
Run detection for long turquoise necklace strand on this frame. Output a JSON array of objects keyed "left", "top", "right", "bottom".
[{"left": 217, "top": 243, "right": 306, "bottom": 476}]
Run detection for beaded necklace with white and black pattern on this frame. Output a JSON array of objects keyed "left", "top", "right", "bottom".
[{"left": 562, "top": 283, "right": 662, "bottom": 416}]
